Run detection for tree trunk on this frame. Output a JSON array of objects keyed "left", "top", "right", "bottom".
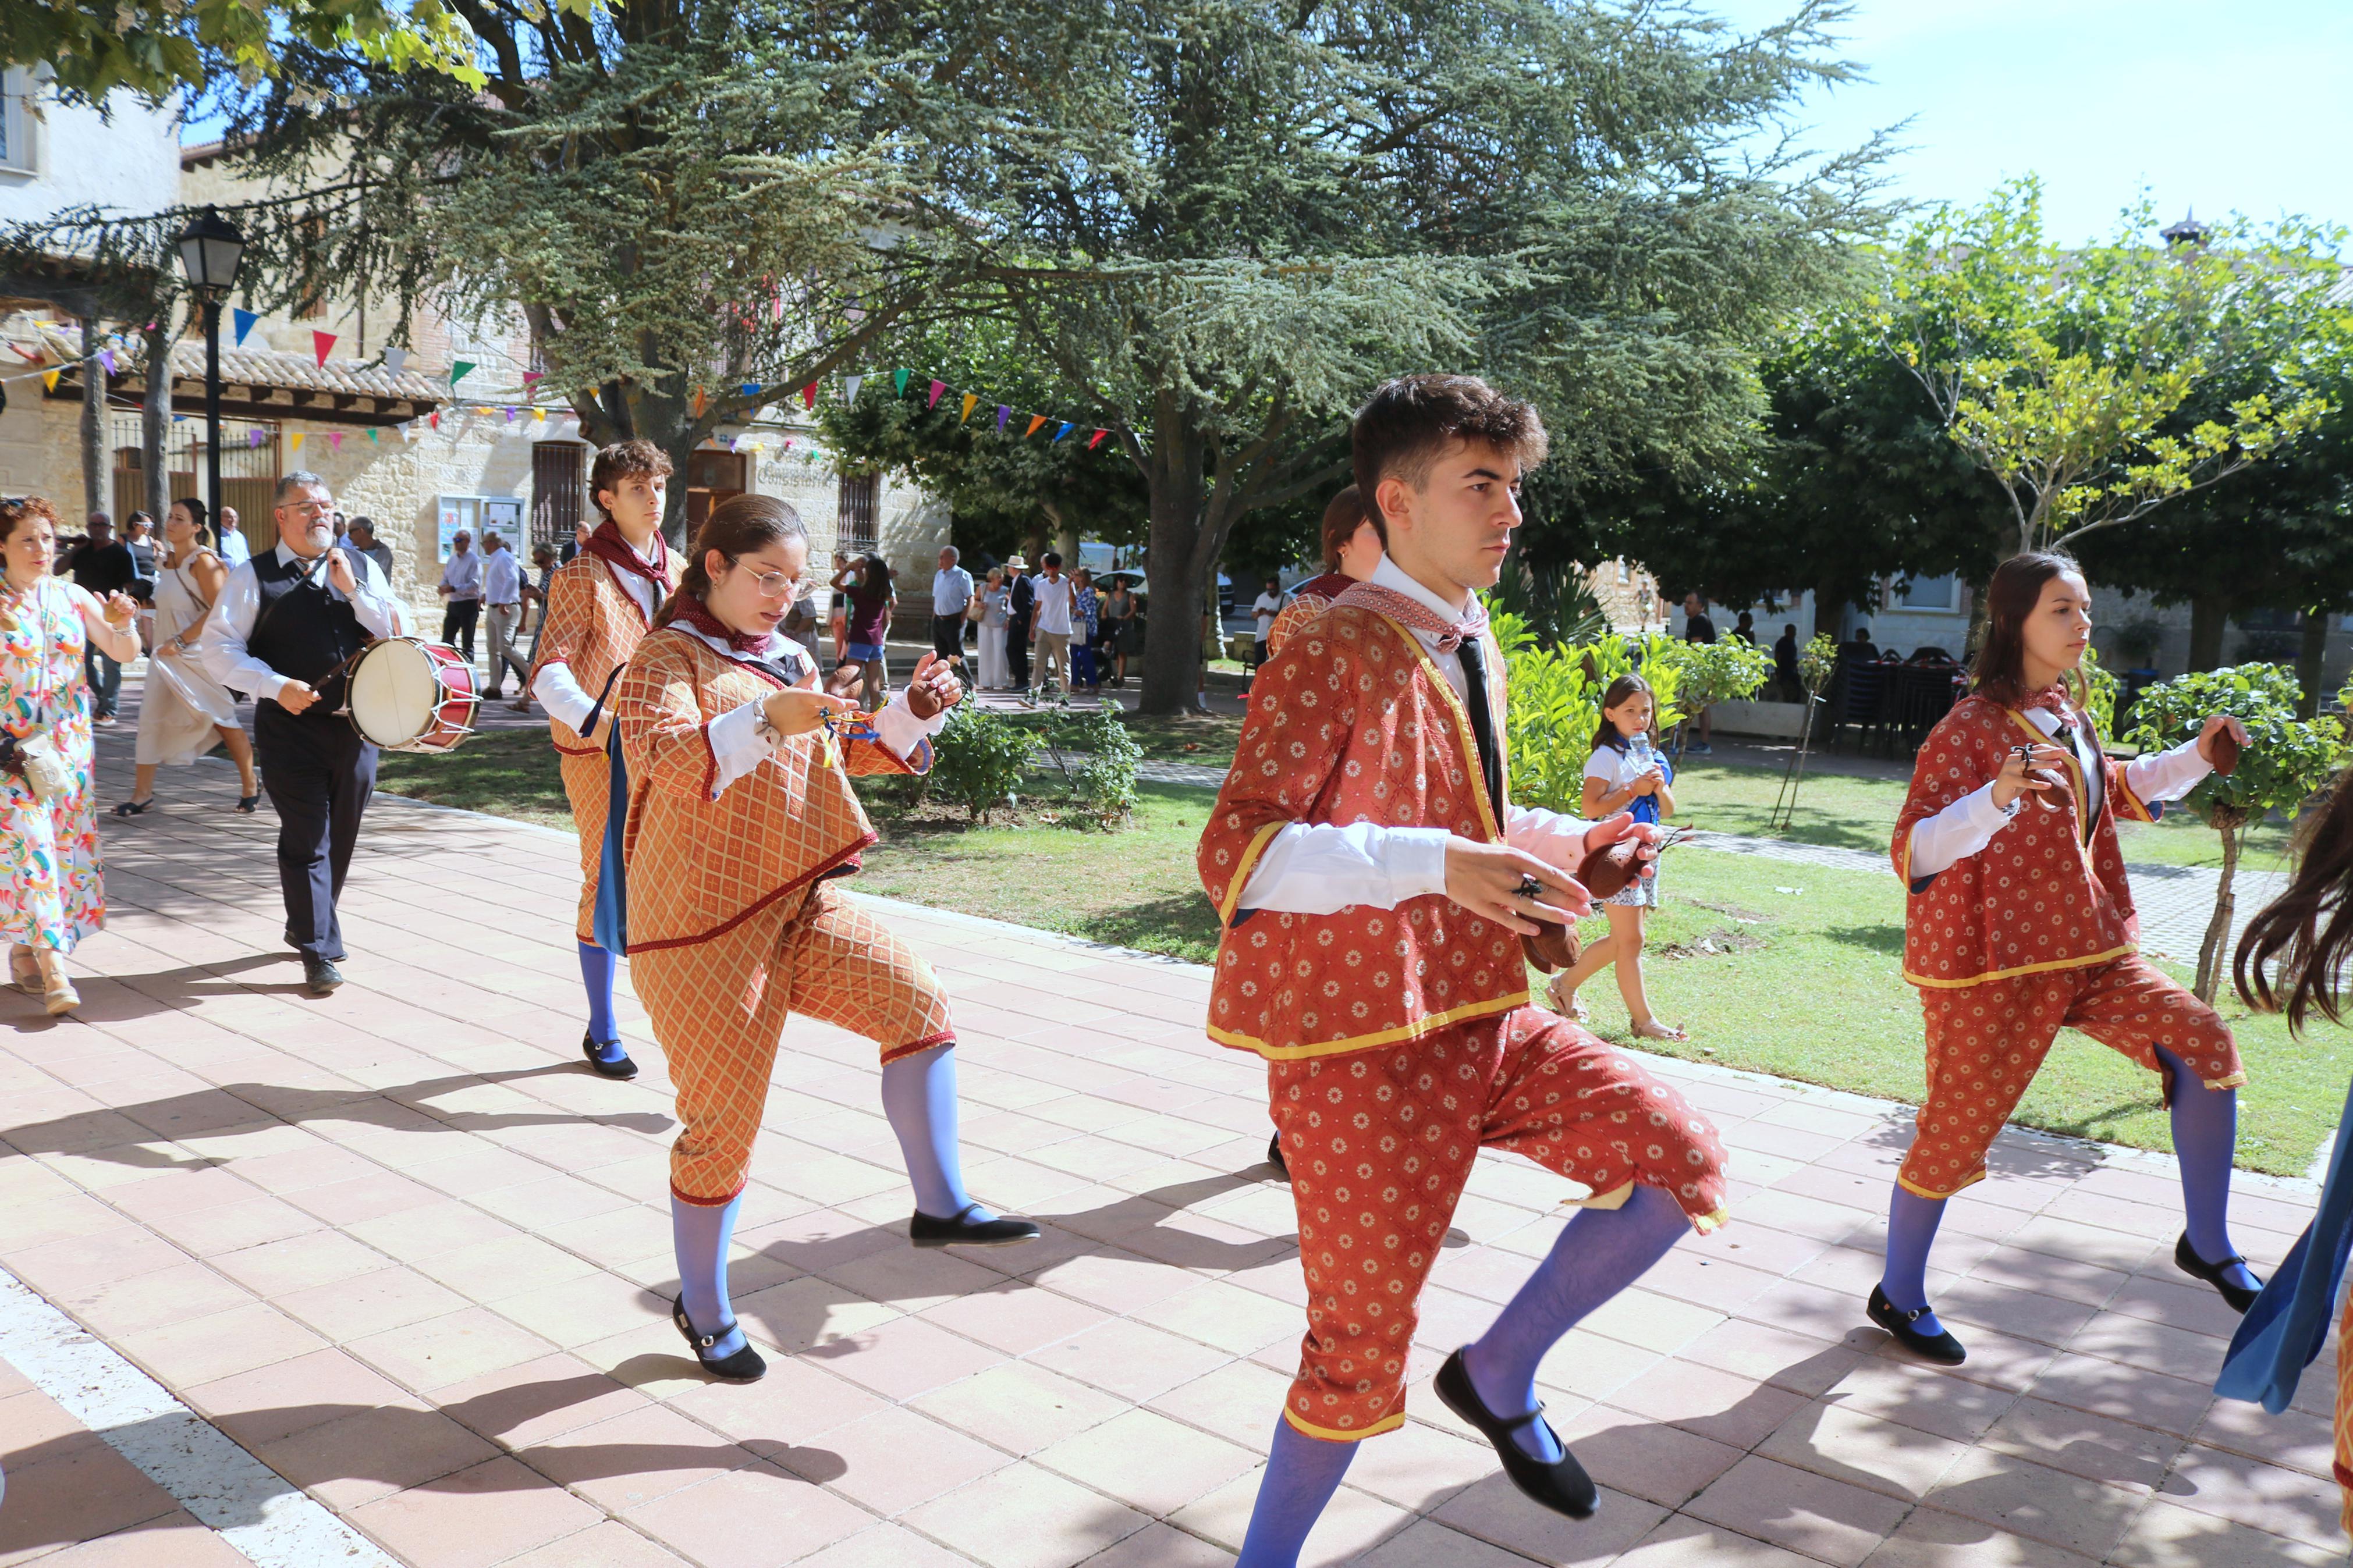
[
  {"left": 78, "top": 315, "right": 105, "bottom": 524},
  {"left": 2187, "top": 595, "right": 2230, "bottom": 672},
  {"left": 1810, "top": 578, "right": 1843, "bottom": 645},
  {"left": 2194, "top": 810, "right": 2244, "bottom": 1005},
  {"left": 1137, "top": 417, "right": 1209, "bottom": 716},
  {"left": 2296, "top": 610, "right": 2331, "bottom": 718},
  {"left": 141, "top": 318, "right": 171, "bottom": 522}
]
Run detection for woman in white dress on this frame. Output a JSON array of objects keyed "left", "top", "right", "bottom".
[
  {"left": 115, "top": 499, "right": 260, "bottom": 816},
  {"left": 977, "top": 567, "right": 1010, "bottom": 690}
]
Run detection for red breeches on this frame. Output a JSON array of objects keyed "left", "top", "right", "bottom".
[
  {"left": 1269, "top": 1006, "right": 1728, "bottom": 1441},
  {"left": 1900, "top": 954, "right": 2245, "bottom": 1200}
]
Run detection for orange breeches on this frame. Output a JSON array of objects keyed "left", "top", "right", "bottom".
[
  {"left": 633, "top": 880, "right": 953, "bottom": 1205},
  {"left": 1269, "top": 1006, "right": 1729, "bottom": 1441},
  {"left": 1900, "top": 954, "right": 2245, "bottom": 1201},
  {"left": 558, "top": 748, "right": 609, "bottom": 947}
]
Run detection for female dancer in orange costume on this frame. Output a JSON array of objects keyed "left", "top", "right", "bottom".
[{"left": 611, "top": 495, "right": 1037, "bottom": 1382}]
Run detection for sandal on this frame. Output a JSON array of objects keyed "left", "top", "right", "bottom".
[
  {"left": 1630, "top": 1019, "right": 1689, "bottom": 1042},
  {"left": 1545, "top": 975, "right": 1588, "bottom": 1022},
  {"left": 34, "top": 950, "right": 77, "bottom": 1016},
  {"left": 112, "top": 798, "right": 155, "bottom": 817},
  {"left": 235, "top": 794, "right": 260, "bottom": 814},
  {"left": 9, "top": 946, "right": 39, "bottom": 994}
]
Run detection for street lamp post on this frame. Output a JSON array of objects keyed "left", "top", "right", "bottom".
[{"left": 174, "top": 207, "right": 246, "bottom": 541}]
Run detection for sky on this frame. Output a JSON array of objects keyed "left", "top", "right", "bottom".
[{"left": 1703, "top": 0, "right": 2353, "bottom": 243}]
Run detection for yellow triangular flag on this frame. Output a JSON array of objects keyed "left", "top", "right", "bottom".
[
  {"left": 42, "top": 371, "right": 59, "bottom": 392},
  {"left": 534, "top": 408, "right": 546, "bottom": 423},
  {"left": 960, "top": 393, "right": 978, "bottom": 424},
  {"left": 290, "top": 432, "right": 305, "bottom": 452}
]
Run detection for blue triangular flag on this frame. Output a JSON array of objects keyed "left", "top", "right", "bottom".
[
  {"left": 741, "top": 382, "right": 761, "bottom": 397},
  {"left": 1053, "top": 422, "right": 1074, "bottom": 442},
  {"left": 231, "top": 308, "right": 258, "bottom": 345}
]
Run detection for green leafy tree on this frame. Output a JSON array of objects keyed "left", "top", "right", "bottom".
[
  {"left": 1883, "top": 179, "right": 2337, "bottom": 557},
  {"left": 2127, "top": 663, "right": 2348, "bottom": 1002},
  {"left": 3, "top": 0, "right": 501, "bottom": 99},
  {"left": 1499, "top": 614, "right": 1684, "bottom": 816},
  {"left": 1658, "top": 636, "right": 1772, "bottom": 760},
  {"left": 922, "top": 0, "right": 1886, "bottom": 714}
]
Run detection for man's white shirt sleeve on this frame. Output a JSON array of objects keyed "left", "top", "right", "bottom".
[{"left": 198, "top": 552, "right": 409, "bottom": 703}]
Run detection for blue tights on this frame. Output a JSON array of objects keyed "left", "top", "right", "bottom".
[
  {"left": 672, "top": 1191, "right": 748, "bottom": 1360},
  {"left": 578, "top": 941, "right": 625, "bottom": 1065},
  {"left": 1236, "top": 1417, "right": 1357, "bottom": 1568},
  {"left": 1462, "top": 1183, "right": 1690, "bottom": 1461},
  {"left": 1881, "top": 1041, "right": 2255, "bottom": 1336},
  {"left": 879, "top": 1043, "right": 993, "bottom": 1222}
]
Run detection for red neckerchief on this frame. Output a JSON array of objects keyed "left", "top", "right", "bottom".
[
  {"left": 1330, "top": 581, "right": 1489, "bottom": 652},
  {"left": 669, "top": 595, "right": 773, "bottom": 656},
  {"left": 583, "top": 520, "right": 670, "bottom": 593},
  {"left": 2022, "top": 683, "right": 2071, "bottom": 716}
]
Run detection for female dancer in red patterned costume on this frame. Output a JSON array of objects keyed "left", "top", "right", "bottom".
[
  {"left": 1203, "top": 376, "right": 1729, "bottom": 1564},
  {"left": 1873, "top": 552, "right": 2258, "bottom": 1364}
]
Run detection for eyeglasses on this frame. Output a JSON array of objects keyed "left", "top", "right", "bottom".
[{"left": 726, "top": 557, "right": 800, "bottom": 599}]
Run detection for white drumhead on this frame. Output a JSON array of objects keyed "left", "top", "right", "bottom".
[{"left": 349, "top": 639, "right": 438, "bottom": 746}]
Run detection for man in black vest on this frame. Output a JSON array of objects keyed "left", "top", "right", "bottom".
[{"left": 198, "top": 471, "right": 413, "bottom": 995}]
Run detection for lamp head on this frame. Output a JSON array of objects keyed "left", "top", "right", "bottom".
[{"left": 176, "top": 205, "right": 246, "bottom": 297}]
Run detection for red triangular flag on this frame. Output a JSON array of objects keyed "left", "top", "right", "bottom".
[
  {"left": 1024, "top": 414, "right": 1047, "bottom": 438},
  {"left": 927, "top": 379, "right": 946, "bottom": 408},
  {"left": 1088, "top": 429, "right": 1107, "bottom": 449},
  {"left": 801, "top": 383, "right": 817, "bottom": 410},
  {"left": 429, "top": 411, "right": 440, "bottom": 430},
  {"left": 522, "top": 371, "right": 543, "bottom": 389},
  {"left": 311, "top": 330, "right": 336, "bottom": 368}
]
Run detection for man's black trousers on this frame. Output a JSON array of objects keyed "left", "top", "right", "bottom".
[
  {"left": 256, "top": 703, "right": 377, "bottom": 963},
  {"left": 441, "top": 597, "right": 481, "bottom": 661},
  {"left": 931, "top": 613, "right": 967, "bottom": 668}
]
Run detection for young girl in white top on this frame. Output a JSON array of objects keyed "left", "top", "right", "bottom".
[{"left": 1548, "top": 673, "right": 1687, "bottom": 1040}]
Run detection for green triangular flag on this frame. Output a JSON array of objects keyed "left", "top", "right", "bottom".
[
  {"left": 452, "top": 360, "right": 476, "bottom": 386},
  {"left": 893, "top": 368, "right": 911, "bottom": 396}
]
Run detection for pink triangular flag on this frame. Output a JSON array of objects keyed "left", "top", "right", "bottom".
[
  {"left": 311, "top": 330, "right": 336, "bottom": 368},
  {"left": 927, "top": 379, "right": 946, "bottom": 408},
  {"left": 522, "top": 371, "right": 544, "bottom": 389},
  {"left": 328, "top": 431, "right": 343, "bottom": 451}
]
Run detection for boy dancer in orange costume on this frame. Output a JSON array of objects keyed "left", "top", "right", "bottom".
[
  {"left": 1874, "top": 551, "right": 2258, "bottom": 1363},
  {"left": 528, "top": 440, "right": 679, "bottom": 1079},
  {"left": 613, "top": 495, "right": 1037, "bottom": 1383},
  {"left": 1202, "top": 376, "right": 1729, "bottom": 1563}
]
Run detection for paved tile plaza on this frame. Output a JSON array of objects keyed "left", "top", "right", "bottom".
[{"left": 0, "top": 729, "right": 2337, "bottom": 1566}]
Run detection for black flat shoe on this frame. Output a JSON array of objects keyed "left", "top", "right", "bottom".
[
  {"left": 1434, "top": 1348, "right": 1597, "bottom": 1519},
  {"left": 301, "top": 957, "right": 344, "bottom": 997},
  {"left": 1867, "top": 1283, "right": 1967, "bottom": 1364},
  {"left": 2174, "top": 1233, "right": 2263, "bottom": 1314},
  {"left": 1266, "top": 1130, "right": 1289, "bottom": 1180},
  {"left": 671, "top": 1295, "right": 765, "bottom": 1382},
  {"left": 235, "top": 794, "right": 260, "bottom": 814},
  {"left": 909, "top": 1203, "right": 1041, "bottom": 1248},
  {"left": 112, "top": 798, "right": 155, "bottom": 816},
  {"left": 582, "top": 1030, "right": 638, "bottom": 1080}
]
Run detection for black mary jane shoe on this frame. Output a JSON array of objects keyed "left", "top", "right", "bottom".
[
  {"left": 581, "top": 1030, "right": 639, "bottom": 1080},
  {"left": 112, "top": 798, "right": 155, "bottom": 817},
  {"left": 909, "top": 1203, "right": 1042, "bottom": 1249},
  {"left": 671, "top": 1295, "right": 765, "bottom": 1382},
  {"left": 235, "top": 794, "right": 260, "bottom": 815},
  {"left": 1435, "top": 1348, "right": 1598, "bottom": 1519},
  {"left": 1867, "top": 1284, "right": 1967, "bottom": 1364},
  {"left": 1266, "top": 1130, "right": 1289, "bottom": 1181},
  {"left": 2174, "top": 1233, "right": 2263, "bottom": 1314}
]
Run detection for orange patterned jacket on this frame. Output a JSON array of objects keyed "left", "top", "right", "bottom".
[
  {"left": 1198, "top": 602, "right": 1527, "bottom": 1061},
  {"left": 1891, "top": 694, "right": 2156, "bottom": 990},
  {"left": 530, "top": 551, "right": 679, "bottom": 759},
  {"left": 615, "top": 625, "right": 925, "bottom": 952}
]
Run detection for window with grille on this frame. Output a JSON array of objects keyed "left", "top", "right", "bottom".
[
  {"left": 111, "top": 414, "right": 279, "bottom": 552},
  {"left": 837, "top": 473, "right": 878, "bottom": 552},
  {"left": 531, "top": 442, "right": 587, "bottom": 550}
]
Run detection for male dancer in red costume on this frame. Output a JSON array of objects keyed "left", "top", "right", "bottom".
[{"left": 1201, "top": 376, "right": 1729, "bottom": 1564}]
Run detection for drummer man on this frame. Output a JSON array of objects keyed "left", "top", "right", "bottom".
[{"left": 200, "top": 471, "right": 413, "bottom": 995}]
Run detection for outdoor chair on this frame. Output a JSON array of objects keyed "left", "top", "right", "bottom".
[{"left": 1892, "top": 663, "right": 1962, "bottom": 752}]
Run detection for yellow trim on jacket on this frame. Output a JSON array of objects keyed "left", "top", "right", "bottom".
[
  {"left": 1904, "top": 943, "right": 2137, "bottom": 990},
  {"left": 1382, "top": 614, "right": 1504, "bottom": 845},
  {"left": 1218, "top": 820, "right": 1288, "bottom": 927},
  {"left": 1282, "top": 1407, "right": 1407, "bottom": 1443},
  {"left": 1207, "top": 989, "right": 1528, "bottom": 1061}
]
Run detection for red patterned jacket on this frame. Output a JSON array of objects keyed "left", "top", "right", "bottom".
[
  {"left": 1891, "top": 694, "right": 2156, "bottom": 990},
  {"left": 1198, "top": 601, "right": 1528, "bottom": 1061}
]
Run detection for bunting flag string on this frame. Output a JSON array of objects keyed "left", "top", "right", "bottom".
[
  {"left": 311, "top": 330, "right": 336, "bottom": 368},
  {"left": 383, "top": 346, "right": 409, "bottom": 378},
  {"left": 960, "top": 393, "right": 978, "bottom": 425},
  {"left": 927, "top": 379, "right": 946, "bottom": 409},
  {"left": 451, "top": 360, "right": 476, "bottom": 387},
  {"left": 843, "top": 374, "right": 863, "bottom": 404},
  {"left": 893, "top": 368, "right": 911, "bottom": 396},
  {"left": 232, "top": 309, "right": 258, "bottom": 345},
  {"left": 996, "top": 405, "right": 1010, "bottom": 432},
  {"left": 328, "top": 431, "right": 343, "bottom": 451},
  {"left": 1024, "top": 414, "right": 1048, "bottom": 438},
  {"left": 1053, "top": 422, "right": 1074, "bottom": 442}
]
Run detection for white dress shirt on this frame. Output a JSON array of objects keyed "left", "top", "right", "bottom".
[
  {"left": 440, "top": 548, "right": 484, "bottom": 600},
  {"left": 481, "top": 546, "right": 523, "bottom": 606},
  {"left": 932, "top": 566, "right": 975, "bottom": 617},
  {"left": 197, "top": 543, "right": 411, "bottom": 704},
  {"left": 1905, "top": 706, "right": 2213, "bottom": 879},
  {"left": 666, "top": 622, "right": 949, "bottom": 797},
  {"left": 531, "top": 559, "right": 662, "bottom": 733},
  {"left": 1236, "top": 555, "right": 1587, "bottom": 914},
  {"left": 1031, "top": 574, "right": 1076, "bottom": 636}
]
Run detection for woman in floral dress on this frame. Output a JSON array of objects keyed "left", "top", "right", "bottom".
[{"left": 0, "top": 497, "right": 141, "bottom": 1014}]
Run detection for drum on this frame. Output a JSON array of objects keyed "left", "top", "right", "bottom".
[{"left": 344, "top": 637, "right": 478, "bottom": 753}]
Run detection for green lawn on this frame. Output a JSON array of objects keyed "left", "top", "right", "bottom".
[{"left": 382, "top": 727, "right": 2336, "bottom": 1176}]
